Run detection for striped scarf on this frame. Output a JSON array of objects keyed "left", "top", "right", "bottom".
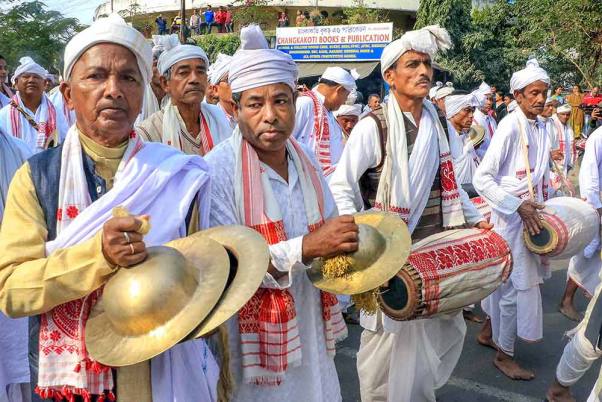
[
  {"left": 9, "top": 93, "right": 57, "bottom": 150},
  {"left": 162, "top": 102, "right": 214, "bottom": 155},
  {"left": 233, "top": 130, "right": 346, "bottom": 386},
  {"left": 302, "top": 90, "right": 336, "bottom": 176}
]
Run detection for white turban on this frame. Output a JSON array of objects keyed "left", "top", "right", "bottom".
[
  {"left": 12, "top": 57, "right": 48, "bottom": 84},
  {"left": 470, "top": 81, "right": 492, "bottom": 107},
  {"left": 157, "top": 36, "right": 209, "bottom": 76},
  {"left": 545, "top": 96, "right": 555, "bottom": 105},
  {"left": 434, "top": 82, "right": 454, "bottom": 100},
  {"left": 229, "top": 24, "right": 298, "bottom": 94},
  {"left": 510, "top": 58, "right": 550, "bottom": 93},
  {"left": 334, "top": 104, "right": 362, "bottom": 118},
  {"left": 151, "top": 34, "right": 174, "bottom": 59},
  {"left": 321, "top": 67, "right": 359, "bottom": 93},
  {"left": 380, "top": 25, "right": 451, "bottom": 75},
  {"left": 429, "top": 81, "right": 443, "bottom": 99},
  {"left": 445, "top": 93, "right": 480, "bottom": 120},
  {"left": 208, "top": 53, "right": 233, "bottom": 85},
  {"left": 64, "top": 14, "right": 152, "bottom": 84},
  {"left": 508, "top": 100, "right": 518, "bottom": 113},
  {"left": 557, "top": 104, "right": 571, "bottom": 114}
]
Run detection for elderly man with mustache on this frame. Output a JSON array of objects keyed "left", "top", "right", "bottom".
[
  {"left": 329, "top": 26, "right": 487, "bottom": 402},
  {"left": 0, "top": 57, "right": 69, "bottom": 154},
  {"left": 137, "top": 35, "right": 231, "bottom": 155},
  {"left": 0, "top": 14, "right": 218, "bottom": 402},
  {"left": 474, "top": 59, "right": 551, "bottom": 381}
]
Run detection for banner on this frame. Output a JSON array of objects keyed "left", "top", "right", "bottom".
[{"left": 276, "top": 23, "right": 394, "bottom": 62}]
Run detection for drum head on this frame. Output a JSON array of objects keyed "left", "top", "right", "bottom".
[
  {"left": 523, "top": 220, "right": 558, "bottom": 255},
  {"left": 377, "top": 268, "right": 420, "bottom": 321}
]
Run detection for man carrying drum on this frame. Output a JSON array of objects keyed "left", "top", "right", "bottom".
[
  {"left": 473, "top": 59, "right": 551, "bottom": 380},
  {"left": 329, "top": 25, "right": 489, "bottom": 402}
]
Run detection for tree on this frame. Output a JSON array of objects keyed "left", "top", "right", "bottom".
[
  {"left": 0, "top": 1, "right": 82, "bottom": 73},
  {"left": 193, "top": 34, "right": 240, "bottom": 63},
  {"left": 231, "top": 0, "right": 274, "bottom": 31},
  {"left": 342, "top": 0, "right": 388, "bottom": 25}
]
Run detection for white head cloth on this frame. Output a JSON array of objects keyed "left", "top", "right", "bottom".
[
  {"left": 429, "top": 81, "right": 443, "bottom": 99},
  {"left": 510, "top": 58, "right": 550, "bottom": 93},
  {"left": 209, "top": 53, "right": 233, "bottom": 85},
  {"left": 345, "top": 89, "right": 358, "bottom": 105},
  {"left": 12, "top": 57, "right": 48, "bottom": 84},
  {"left": 545, "top": 96, "right": 555, "bottom": 105},
  {"left": 557, "top": 104, "right": 571, "bottom": 114},
  {"left": 64, "top": 14, "right": 152, "bottom": 84},
  {"left": 157, "top": 36, "right": 209, "bottom": 76},
  {"left": 471, "top": 81, "right": 492, "bottom": 107},
  {"left": 334, "top": 104, "right": 362, "bottom": 118},
  {"left": 445, "top": 93, "right": 480, "bottom": 119},
  {"left": 321, "top": 67, "right": 359, "bottom": 92},
  {"left": 229, "top": 24, "right": 298, "bottom": 94},
  {"left": 508, "top": 100, "right": 518, "bottom": 112},
  {"left": 434, "top": 82, "right": 454, "bottom": 100},
  {"left": 151, "top": 34, "right": 174, "bottom": 59},
  {"left": 380, "top": 25, "right": 451, "bottom": 75}
]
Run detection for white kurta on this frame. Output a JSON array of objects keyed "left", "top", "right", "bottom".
[
  {"left": 0, "top": 92, "right": 9, "bottom": 109},
  {"left": 568, "top": 126, "right": 602, "bottom": 295},
  {"left": 473, "top": 108, "right": 497, "bottom": 159},
  {"left": 293, "top": 89, "right": 345, "bottom": 174},
  {"left": 205, "top": 138, "right": 342, "bottom": 402},
  {"left": 473, "top": 107, "right": 551, "bottom": 353},
  {"left": 329, "top": 107, "right": 482, "bottom": 402},
  {"left": 448, "top": 122, "right": 479, "bottom": 185},
  {"left": 0, "top": 130, "right": 31, "bottom": 402},
  {"left": 0, "top": 94, "right": 69, "bottom": 154}
]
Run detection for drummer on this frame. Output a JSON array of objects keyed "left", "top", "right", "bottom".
[
  {"left": 205, "top": 25, "right": 355, "bottom": 401},
  {"left": 473, "top": 59, "right": 551, "bottom": 381},
  {"left": 329, "top": 26, "right": 489, "bottom": 402},
  {"left": 0, "top": 15, "right": 220, "bottom": 402}
]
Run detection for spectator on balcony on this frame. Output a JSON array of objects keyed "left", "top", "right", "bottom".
[
  {"left": 204, "top": 5, "right": 218, "bottom": 34},
  {"left": 278, "top": 11, "right": 290, "bottom": 27},
  {"left": 170, "top": 13, "right": 182, "bottom": 34},
  {"left": 224, "top": 5, "right": 234, "bottom": 32},
  {"left": 295, "top": 10, "right": 306, "bottom": 26}
]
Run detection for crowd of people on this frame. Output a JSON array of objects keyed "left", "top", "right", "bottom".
[
  {"left": 156, "top": 5, "right": 235, "bottom": 36},
  {"left": 1, "top": 11, "right": 602, "bottom": 402}
]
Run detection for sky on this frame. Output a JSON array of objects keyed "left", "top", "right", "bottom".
[{"left": 43, "top": 0, "right": 104, "bottom": 24}]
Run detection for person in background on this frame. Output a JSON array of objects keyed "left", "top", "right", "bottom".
[
  {"left": 334, "top": 104, "right": 362, "bottom": 141},
  {"left": 224, "top": 5, "right": 234, "bottom": 32},
  {"left": 367, "top": 93, "right": 381, "bottom": 111},
  {"left": 551, "top": 85, "right": 565, "bottom": 105},
  {"left": 567, "top": 84, "right": 585, "bottom": 138},
  {"left": 170, "top": 13, "right": 182, "bottom": 34},
  {"left": 215, "top": 6, "right": 226, "bottom": 33},
  {"left": 278, "top": 11, "right": 290, "bottom": 27},
  {"left": 583, "top": 86, "right": 602, "bottom": 137},
  {"left": 295, "top": 10, "right": 306, "bottom": 26},
  {"left": 495, "top": 90, "right": 508, "bottom": 122},
  {"left": 204, "top": 6, "right": 217, "bottom": 34},
  {"left": 189, "top": 9, "right": 200, "bottom": 35},
  {"left": 0, "top": 55, "right": 13, "bottom": 108},
  {"left": 155, "top": 14, "right": 168, "bottom": 35}
]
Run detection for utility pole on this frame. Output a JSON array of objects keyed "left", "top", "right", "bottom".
[
  {"left": 111, "top": 0, "right": 114, "bottom": 13},
  {"left": 180, "top": 0, "right": 186, "bottom": 43}
]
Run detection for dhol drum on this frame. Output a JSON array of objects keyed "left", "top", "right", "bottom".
[
  {"left": 462, "top": 182, "right": 492, "bottom": 222},
  {"left": 524, "top": 197, "right": 598, "bottom": 260},
  {"left": 378, "top": 228, "right": 512, "bottom": 321}
]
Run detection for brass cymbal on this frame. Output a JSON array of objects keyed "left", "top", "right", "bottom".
[
  {"left": 307, "top": 211, "right": 411, "bottom": 295},
  {"left": 186, "top": 225, "right": 270, "bottom": 339},
  {"left": 85, "top": 240, "right": 229, "bottom": 367}
]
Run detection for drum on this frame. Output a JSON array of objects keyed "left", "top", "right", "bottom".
[
  {"left": 471, "top": 196, "right": 491, "bottom": 221},
  {"left": 524, "top": 197, "right": 598, "bottom": 260},
  {"left": 378, "top": 228, "right": 512, "bottom": 321}
]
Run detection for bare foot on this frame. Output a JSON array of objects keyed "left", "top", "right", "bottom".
[
  {"left": 463, "top": 309, "right": 484, "bottom": 323},
  {"left": 493, "top": 351, "right": 535, "bottom": 380},
  {"left": 545, "top": 379, "right": 576, "bottom": 402},
  {"left": 559, "top": 305, "right": 583, "bottom": 322},
  {"left": 476, "top": 318, "right": 497, "bottom": 350}
]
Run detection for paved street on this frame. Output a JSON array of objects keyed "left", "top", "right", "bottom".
[{"left": 334, "top": 259, "right": 601, "bottom": 401}]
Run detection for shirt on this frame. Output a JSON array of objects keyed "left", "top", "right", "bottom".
[
  {"left": 156, "top": 17, "right": 167, "bottom": 29},
  {"left": 204, "top": 10, "right": 215, "bottom": 24}
]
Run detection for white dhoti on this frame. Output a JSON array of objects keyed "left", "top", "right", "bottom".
[
  {"left": 568, "top": 252, "right": 602, "bottom": 297},
  {"left": 485, "top": 280, "right": 543, "bottom": 355},
  {"left": 357, "top": 311, "right": 466, "bottom": 402}
]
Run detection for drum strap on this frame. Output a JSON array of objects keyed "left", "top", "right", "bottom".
[{"left": 517, "top": 119, "right": 536, "bottom": 200}]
